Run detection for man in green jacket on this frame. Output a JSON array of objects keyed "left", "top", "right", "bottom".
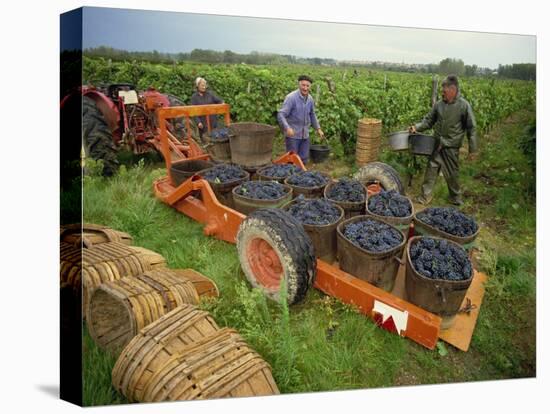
[{"left": 409, "top": 74, "right": 477, "bottom": 206}]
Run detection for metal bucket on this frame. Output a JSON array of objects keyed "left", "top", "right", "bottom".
[
  {"left": 405, "top": 236, "right": 474, "bottom": 329},
  {"left": 232, "top": 183, "right": 293, "bottom": 215},
  {"left": 409, "top": 134, "right": 437, "bottom": 155},
  {"left": 229, "top": 122, "right": 277, "bottom": 168},
  {"left": 336, "top": 215, "right": 406, "bottom": 292},
  {"left": 285, "top": 201, "right": 345, "bottom": 264},
  {"left": 388, "top": 131, "right": 410, "bottom": 151}
]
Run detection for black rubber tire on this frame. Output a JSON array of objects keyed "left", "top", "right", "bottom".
[
  {"left": 236, "top": 208, "right": 316, "bottom": 305},
  {"left": 353, "top": 161, "right": 405, "bottom": 194},
  {"left": 82, "top": 96, "right": 119, "bottom": 176}
]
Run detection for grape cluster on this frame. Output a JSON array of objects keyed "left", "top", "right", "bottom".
[
  {"left": 208, "top": 127, "right": 230, "bottom": 141},
  {"left": 235, "top": 181, "right": 287, "bottom": 200},
  {"left": 368, "top": 190, "right": 412, "bottom": 217},
  {"left": 326, "top": 178, "right": 366, "bottom": 203},
  {"left": 201, "top": 164, "right": 247, "bottom": 183},
  {"left": 287, "top": 197, "right": 341, "bottom": 225},
  {"left": 410, "top": 237, "right": 472, "bottom": 281},
  {"left": 416, "top": 207, "right": 478, "bottom": 237},
  {"left": 343, "top": 219, "right": 403, "bottom": 253},
  {"left": 260, "top": 164, "right": 302, "bottom": 179},
  {"left": 287, "top": 171, "right": 329, "bottom": 188}
]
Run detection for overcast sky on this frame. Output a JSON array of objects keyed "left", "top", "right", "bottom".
[{"left": 79, "top": 7, "right": 535, "bottom": 69}]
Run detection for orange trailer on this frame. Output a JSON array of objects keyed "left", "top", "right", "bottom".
[{"left": 153, "top": 104, "right": 485, "bottom": 352}]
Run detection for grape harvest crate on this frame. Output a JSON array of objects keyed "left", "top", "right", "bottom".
[{"left": 153, "top": 104, "right": 486, "bottom": 351}]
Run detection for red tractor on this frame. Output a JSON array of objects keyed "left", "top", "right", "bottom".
[{"left": 61, "top": 83, "right": 192, "bottom": 176}]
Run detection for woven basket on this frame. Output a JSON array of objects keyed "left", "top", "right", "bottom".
[
  {"left": 60, "top": 241, "right": 166, "bottom": 312},
  {"left": 60, "top": 223, "right": 133, "bottom": 248},
  {"left": 86, "top": 268, "right": 220, "bottom": 353},
  {"left": 356, "top": 118, "right": 382, "bottom": 166},
  {"left": 112, "top": 304, "right": 221, "bottom": 402},
  {"left": 142, "top": 328, "right": 279, "bottom": 402}
]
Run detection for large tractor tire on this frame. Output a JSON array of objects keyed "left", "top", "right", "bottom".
[
  {"left": 236, "top": 209, "right": 316, "bottom": 305},
  {"left": 82, "top": 96, "right": 119, "bottom": 176},
  {"left": 353, "top": 161, "right": 405, "bottom": 194}
]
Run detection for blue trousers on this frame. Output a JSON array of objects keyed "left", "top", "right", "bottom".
[{"left": 285, "top": 137, "right": 310, "bottom": 163}]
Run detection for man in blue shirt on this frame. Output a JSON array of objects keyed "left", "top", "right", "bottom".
[{"left": 277, "top": 75, "right": 325, "bottom": 163}]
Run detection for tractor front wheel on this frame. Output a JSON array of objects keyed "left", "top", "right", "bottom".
[{"left": 236, "top": 209, "right": 316, "bottom": 305}]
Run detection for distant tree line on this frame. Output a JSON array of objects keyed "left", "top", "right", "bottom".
[
  {"left": 83, "top": 47, "right": 535, "bottom": 80},
  {"left": 497, "top": 63, "right": 536, "bottom": 80},
  {"left": 84, "top": 46, "right": 337, "bottom": 66}
]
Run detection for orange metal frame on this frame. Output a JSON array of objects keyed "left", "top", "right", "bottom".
[
  {"left": 152, "top": 105, "right": 441, "bottom": 350},
  {"left": 155, "top": 103, "right": 231, "bottom": 165}
]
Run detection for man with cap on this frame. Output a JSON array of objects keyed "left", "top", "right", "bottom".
[
  {"left": 409, "top": 74, "right": 477, "bottom": 206},
  {"left": 277, "top": 75, "right": 325, "bottom": 163}
]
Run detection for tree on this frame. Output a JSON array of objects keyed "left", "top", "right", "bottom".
[
  {"left": 465, "top": 64, "right": 478, "bottom": 77},
  {"left": 439, "top": 58, "right": 465, "bottom": 76},
  {"left": 498, "top": 63, "right": 536, "bottom": 80}
]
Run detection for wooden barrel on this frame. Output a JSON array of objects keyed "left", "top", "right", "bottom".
[
  {"left": 413, "top": 215, "right": 479, "bottom": 251},
  {"left": 336, "top": 215, "right": 406, "bottom": 292},
  {"left": 61, "top": 242, "right": 166, "bottom": 312},
  {"left": 356, "top": 118, "right": 382, "bottom": 166},
  {"left": 324, "top": 180, "right": 368, "bottom": 219},
  {"left": 60, "top": 223, "right": 133, "bottom": 247},
  {"left": 229, "top": 122, "right": 277, "bottom": 168},
  {"left": 365, "top": 194, "right": 415, "bottom": 238},
  {"left": 86, "top": 268, "right": 218, "bottom": 353},
  {"left": 405, "top": 236, "right": 474, "bottom": 329},
  {"left": 112, "top": 305, "right": 221, "bottom": 402},
  {"left": 142, "top": 328, "right": 280, "bottom": 402}
]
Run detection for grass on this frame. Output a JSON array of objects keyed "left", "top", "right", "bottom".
[{"left": 78, "top": 107, "right": 536, "bottom": 406}]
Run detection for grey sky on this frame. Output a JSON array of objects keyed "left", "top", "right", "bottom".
[{"left": 81, "top": 7, "right": 535, "bottom": 69}]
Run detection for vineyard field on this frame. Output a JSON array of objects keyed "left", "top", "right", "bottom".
[{"left": 83, "top": 56, "right": 535, "bottom": 154}]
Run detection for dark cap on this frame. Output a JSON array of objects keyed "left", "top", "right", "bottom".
[
  {"left": 298, "top": 75, "right": 313, "bottom": 84},
  {"left": 442, "top": 74, "right": 459, "bottom": 88}
]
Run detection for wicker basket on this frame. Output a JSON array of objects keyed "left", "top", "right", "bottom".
[
  {"left": 112, "top": 305, "right": 221, "bottom": 402},
  {"left": 86, "top": 268, "right": 219, "bottom": 353},
  {"left": 112, "top": 307, "right": 279, "bottom": 402},
  {"left": 60, "top": 241, "right": 166, "bottom": 313},
  {"left": 60, "top": 223, "right": 133, "bottom": 248},
  {"left": 356, "top": 118, "right": 382, "bottom": 166},
  {"left": 142, "top": 328, "right": 279, "bottom": 402}
]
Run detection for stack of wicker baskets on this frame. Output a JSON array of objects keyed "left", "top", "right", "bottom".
[
  {"left": 60, "top": 223, "right": 280, "bottom": 402},
  {"left": 355, "top": 118, "right": 382, "bottom": 166},
  {"left": 112, "top": 305, "right": 279, "bottom": 402},
  {"left": 86, "top": 269, "right": 219, "bottom": 353},
  {"left": 60, "top": 240, "right": 166, "bottom": 312},
  {"left": 60, "top": 223, "right": 133, "bottom": 247}
]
